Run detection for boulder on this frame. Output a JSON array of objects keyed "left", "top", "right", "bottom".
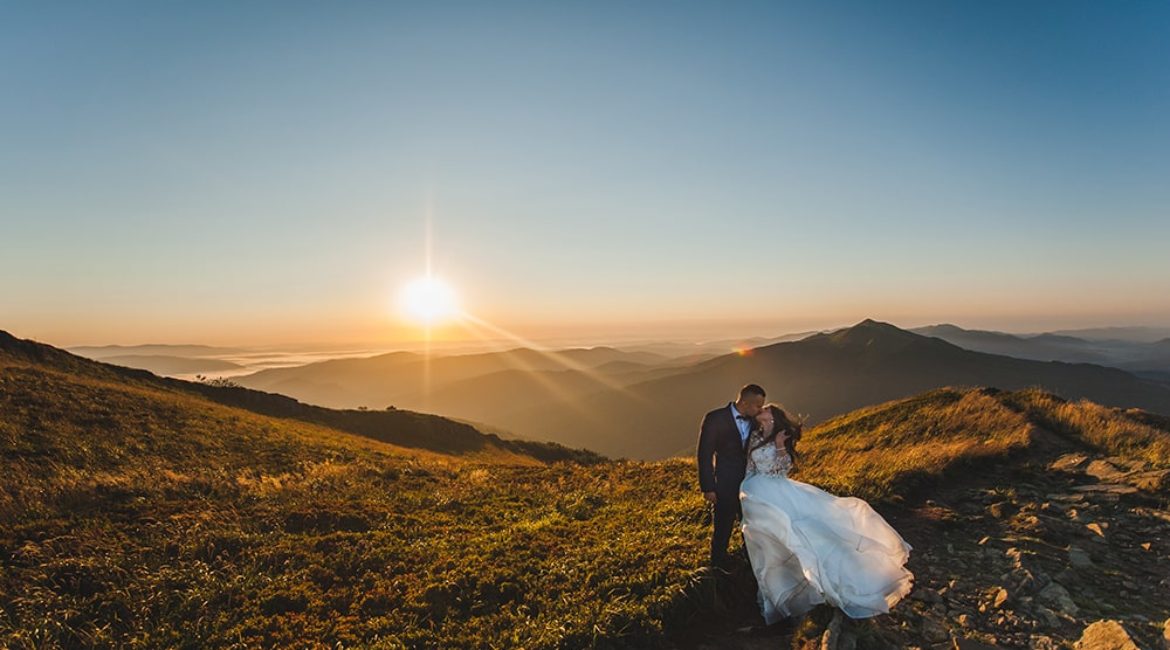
[
  {"left": 1073, "top": 619, "right": 1139, "bottom": 650},
  {"left": 1084, "top": 460, "right": 1127, "bottom": 482}
]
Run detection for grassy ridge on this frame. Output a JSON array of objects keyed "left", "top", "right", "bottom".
[
  {"left": 0, "top": 358, "right": 711, "bottom": 648},
  {"left": 797, "top": 385, "right": 1170, "bottom": 502},
  {"left": 3, "top": 346, "right": 1170, "bottom": 648},
  {"left": 795, "top": 387, "right": 1036, "bottom": 501}
]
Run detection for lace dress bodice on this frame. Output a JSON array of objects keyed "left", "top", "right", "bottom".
[{"left": 746, "top": 429, "right": 793, "bottom": 478}]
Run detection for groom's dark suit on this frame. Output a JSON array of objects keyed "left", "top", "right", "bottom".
[{"left": 697, "top": 402, "right": 750, "bottom": 566}]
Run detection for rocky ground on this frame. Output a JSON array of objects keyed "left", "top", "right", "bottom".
[{"left": 674, "top": 427, "right": 1170, "bottom": 649}]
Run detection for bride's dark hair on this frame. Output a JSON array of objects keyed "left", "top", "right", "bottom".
[{"left": 749, "top": 403, "right": 803, "bottom": 464}]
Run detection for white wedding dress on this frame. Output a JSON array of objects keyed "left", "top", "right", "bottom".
[{"left": 739, "top": 430, "right": 914, "bottom": 623}]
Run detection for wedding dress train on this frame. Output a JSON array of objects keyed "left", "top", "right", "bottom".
[{"left": 738, "top": 430, "right": 914, "bottom": 623}]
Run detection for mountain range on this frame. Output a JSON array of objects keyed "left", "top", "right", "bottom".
[
  {"left": 912, "top": 323, "right": 1170, "bottom": 380},
  {"left": 0, "top": 329, "right": 598, "bottom": 464},
  {"left": 218, "top": 319, "right": 1170, "bottom": 459}
]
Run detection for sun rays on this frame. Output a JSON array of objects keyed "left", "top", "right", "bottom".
[{"left": 394, "top": 205, "right": 649, "bottom": 415}]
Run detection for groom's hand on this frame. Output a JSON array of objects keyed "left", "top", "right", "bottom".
[{"left": 703, "top": 491, "right": 717, "bottom": 504}]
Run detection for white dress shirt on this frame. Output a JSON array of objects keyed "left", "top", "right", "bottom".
[{"left": 729, "top": 402, "right": 751, "bottom": 447}]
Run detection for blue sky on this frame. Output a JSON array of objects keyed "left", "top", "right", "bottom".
[{"left": 2, "top": 1, "right": 1168, "bottom": 346}]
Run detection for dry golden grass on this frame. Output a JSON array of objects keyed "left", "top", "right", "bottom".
[
  {"left": 794, "top": 388, "right": 1037, "bottom": 501},
  {"left": 3, "top": 350, "right": 1169, "bottom": 648},
  {"left": 1000, "top": 387, "right": 1170, "bottom": 466}
]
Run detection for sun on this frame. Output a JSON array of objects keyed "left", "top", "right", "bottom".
[{"left": 398, "top": 276, "right": 460, "bottom": 326}]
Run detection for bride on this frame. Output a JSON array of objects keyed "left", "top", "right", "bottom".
[{"left": 739, "top": 404, "right": 914, "bottom": 624}]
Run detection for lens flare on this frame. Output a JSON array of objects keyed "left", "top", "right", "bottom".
[{"left": 399, "top": 276, "right": 460, "bottom": 325}]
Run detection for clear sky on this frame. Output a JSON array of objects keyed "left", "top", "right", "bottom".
[{"left": 3, "top": 1, "right": 1169, "bottom": 347}]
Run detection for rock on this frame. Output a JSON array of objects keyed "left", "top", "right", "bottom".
[
  {"left": 1051, "top": 453, "right": 1091, "bottom": 472},
  {"left": 1162, "top": 617, "right": 1170, "bottom": 650},
  {"left": 953, "top": 638, "right": 1001, "bottom": 649},
  {"left": 1072, "top": 484, "right": 1138, "bottom": 496},
  {"left": 1129, "top": 469, "right": 1170, "bottom": 491},
  {"left": 912, "top": 586, "right": 943, "bottom": 604},
  {"left": 957, "top": 614, "right": 972, "bottom": 628},
  {"left": 1085, "top": 460, "right": 1127, "bottom": 481},
  {"left": 1037, "top": 582, "right": 1079, "bottom": 616},
  {"left": 992, "top": 588, "right": 1010, "bottom": 609},
  {"left": 1073, "top": 619, "right": 1139, "bottom": 650},
  {"left": 922, "top": 617, "right": 950, "bottom": 644},
  {"left": 821, "top": 609, "right": 843, "bottom": 650},
  {"left": 1068, "top": 546, "right": 1093, "bottom": 569},
  {"left": 1030, "top": 635, "right": 1059, "bottom": 650},
  {"left": 1004, "top": 547, "right": 1023, "bottom": 565},
  {"left": 1034, "top": 605, "right": 1062, "bottom": 629},
  {"left": 818, "top": 610, "right": 858, "bottom": 650}
]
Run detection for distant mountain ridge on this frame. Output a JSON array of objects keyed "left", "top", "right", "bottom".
[
  {"left": 498, "top": 319, "right": 1170, "bottom": 459},
  {"left": 67, "top": 343, "right": 248, "bottom": 358},
  {"left": 199, "top": 319, "right": 1170, "bottom": 460},
  {"left": 0, "top": 330, "right": 599, "bottom": 463},
  {"left": 912, "top": 322, "right": 1170, "bottom": 377}
]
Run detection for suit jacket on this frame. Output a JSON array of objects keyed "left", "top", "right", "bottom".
[{"left": 697, "top": 402, "right": 750, "bottom": 495}]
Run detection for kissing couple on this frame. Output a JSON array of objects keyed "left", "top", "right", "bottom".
[{"left": 697, "top": 384, "right": 914, "bottom": 625}]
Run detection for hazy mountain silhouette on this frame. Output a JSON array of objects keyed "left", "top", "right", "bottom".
[
  {"left": 1042, "top": 325, "right": 1170, "bottom": 343},
  {"left": 913, "top": 323, "right": 1170, "bottom": 377},
  {"left": 68, "top": 342, "right": 247, "bottom": 359},
  {"left": 911, "top": 324, "right": 1114, "bottom": 364},
  {"left": 0, "top": 330, "right": 598, "bottom": 463},
  {"left": 496, "top": 319, "right": 1170, "bottom": 459},
  {"left": 98, "top": 354, "right": 245, "bottom": 375},
  {"left": 234, "top": 345, "right": 692, "bottom": 411}
]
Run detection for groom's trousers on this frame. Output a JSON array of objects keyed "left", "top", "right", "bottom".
[{"left": 711, "top": 487, "right": 743, "bottom": 566}]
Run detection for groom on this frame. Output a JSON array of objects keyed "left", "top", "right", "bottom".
[{"left": 697, "top": 383, "right": 767, "bottom": 568}]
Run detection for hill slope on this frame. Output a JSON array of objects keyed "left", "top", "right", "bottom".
[
  {"left": 3, "top": 332, "right": 1169, "bottom": 648},
  {"left": 0, "top": 338, "right": 711, "bottom": 647}
]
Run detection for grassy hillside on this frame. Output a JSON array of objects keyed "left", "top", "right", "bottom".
[
  {"left": 0, "top": 341, "right": 705, "bottom": 648},
  {"left": 3, "top": 336, "right": 1169, "bottom": 648}
]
